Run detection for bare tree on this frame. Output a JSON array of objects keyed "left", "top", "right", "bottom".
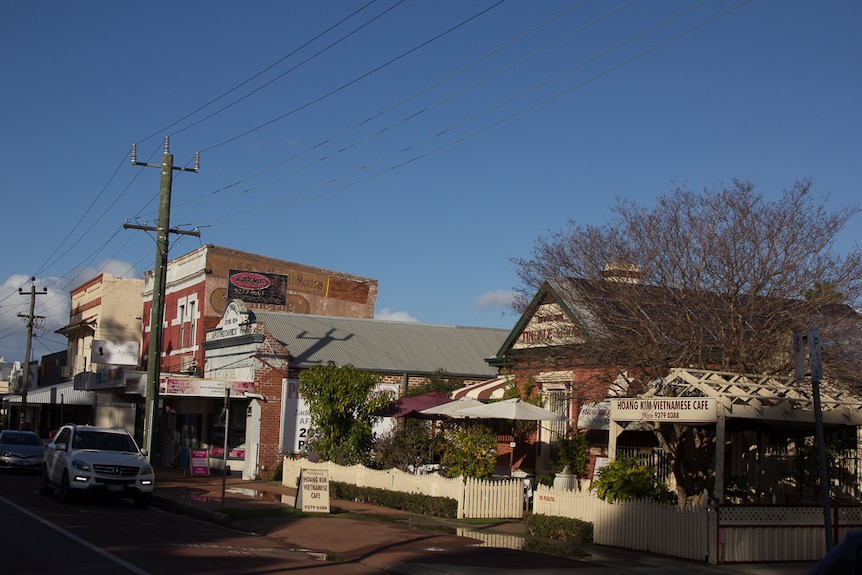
[{"left": 512, "top": 179, "right": 862, "bottom": 383}]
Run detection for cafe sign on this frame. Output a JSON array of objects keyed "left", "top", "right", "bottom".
[{"left": 610, "top": 397, "right": 717, "bottom": 423}]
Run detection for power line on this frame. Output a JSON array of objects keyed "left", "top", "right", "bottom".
[
  {"left": 197, "top": 0, "right": 738, "bottom": 225},
  {"left": 136, "top": 0, "right": 383, "bottom": 144},
  {"left": 198, "top": 0, "right": 506, "bottom": 153}
]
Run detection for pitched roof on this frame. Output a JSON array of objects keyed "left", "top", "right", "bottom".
[
  {"left": 489, "top": 277, "right": 861, "bottom": 375},
  {"left": 250, "top": 311, "right": 506, "bottom": 377}
]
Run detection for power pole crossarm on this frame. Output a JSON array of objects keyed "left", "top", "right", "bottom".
[{"left": 123, "top": 222, "right": 201, "bottom": 237}]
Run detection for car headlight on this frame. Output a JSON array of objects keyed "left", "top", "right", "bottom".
[
  {"left": 0, "top": 450, "right": 10, "bottom": 457},
  {"left": 141, "top": 464, "right": 153, "bottom": 475},
  {"left": 71, "top": 459, "right": 91, "bottom": 471}
]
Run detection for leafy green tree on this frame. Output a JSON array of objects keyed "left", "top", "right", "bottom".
[
  {"left": 592, "top": 457, "right": 675, "bottom": 503},
  {"left": 441, "top": 425, "right": 497, "bottom": 480},
  {"left": 298, "top": 361, "right": 393, "bottom": 465}
]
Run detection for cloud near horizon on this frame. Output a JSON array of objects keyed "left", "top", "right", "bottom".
[
  {"left": 375, "top": 308, "right": 419, "bottom": 323},
  {"left": 475, "top": 289, "right": 516, "bottom": 312}
]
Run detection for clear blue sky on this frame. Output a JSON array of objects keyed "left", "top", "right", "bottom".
[{"left": 1, "top": 1, "right": 860, "bottom": 364}]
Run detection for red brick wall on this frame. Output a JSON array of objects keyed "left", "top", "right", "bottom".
[{"left": 252, "top": 328, "right": 292, "bottom": 479}]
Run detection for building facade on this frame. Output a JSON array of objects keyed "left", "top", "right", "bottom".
[
  {"left": 141, "top": 245, "right": 379, "bottom": 378},
  {"left": 483, "top": 277, "right": 862, "bottom": 503},
  {"left": 188, "top": 300, "right": 508, "bottom": 479}
]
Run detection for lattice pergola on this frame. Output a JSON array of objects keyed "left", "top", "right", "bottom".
[
  {"left": 608, "top": 368, "right": 862, "bottom": 502},
  {"left": 642, "top": 368, "right": 862, "bottom": 426}
]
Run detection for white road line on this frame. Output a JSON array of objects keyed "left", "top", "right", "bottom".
[{"left": 0, "top": 495, "right": 151, "bottom": 575}]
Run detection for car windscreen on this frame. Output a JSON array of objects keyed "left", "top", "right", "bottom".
[
  {"left": 73, "top": 431, "right": 138, "bottom": 452},
  {"left": 0, "top": 432, "right": 42, "bottom": 446}
]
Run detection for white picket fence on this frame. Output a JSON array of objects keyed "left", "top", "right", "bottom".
[
  {"left": 282, "top": 457, "right": 523, "bottom": 519},
  {"left": 533, "top": 483, "right": 862, "bottom": 563},
  {"left": 533, "top": 484, "right": 711, "bottom": 561},
  {"left": 283, "top": 458, "right": 862, "bottom": 563}
]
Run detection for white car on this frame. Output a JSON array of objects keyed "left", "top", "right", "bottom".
[{"left": 41, "top": 424, "right": 155, "bottom": 508}]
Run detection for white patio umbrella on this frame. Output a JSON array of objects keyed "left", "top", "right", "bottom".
[
  {"left": 456, "top": 398, "right": 567, "bottom": 475},
  {"left": 456, "top": 397, "right": 567, "bottom": 421},
  {"left": 419, "top": 396, "right": 484, "bottom": 418}
]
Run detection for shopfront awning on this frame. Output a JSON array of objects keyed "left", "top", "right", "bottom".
[
  {"left": 5, "top": 381, "right": 95, "bottom": 406},
  {"left": 452, "top": 376, "right": 511, "bottom": 401},
  {"left": 55, "top": 319, "right": 96, "bottom": 336}
]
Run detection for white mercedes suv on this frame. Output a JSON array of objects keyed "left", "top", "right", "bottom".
[{"left": 41, "top": 424, "right": 155, "bottom": 508}]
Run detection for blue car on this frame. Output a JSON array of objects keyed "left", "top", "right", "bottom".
[
  {"left": 0, "top": 430, "right": 45, "bottom": 472},
  {"left": 809, "top": 530, "right": 862, "bottom": 575}
]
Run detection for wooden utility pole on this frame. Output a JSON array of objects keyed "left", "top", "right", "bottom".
[
  {"left": 126, "top": 137, "right": 199, "bottom": 461},
  {"left": 18, "top": 277, "right": 47, "bottom": 430}
]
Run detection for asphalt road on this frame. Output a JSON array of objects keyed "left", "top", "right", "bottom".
[{"left": 0, "top": 471, "right": 384, "bottom": 574}]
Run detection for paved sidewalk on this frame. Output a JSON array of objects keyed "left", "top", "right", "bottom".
[{"left": 151, "top": 466, "right": 818, "bottom": 575}]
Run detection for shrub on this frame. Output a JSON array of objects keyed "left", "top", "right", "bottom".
[
  {"left": 524, "top": 513, "right": 593, "bottom": 543},
  {"left": 592, "top": 457, "right": 674, "bottom": 503},
  {"left": 329, "top": 481, "right": 458, "bottom": 518},
  {"left": 551, "top": 433, "right": 589, "bottom": 476}
]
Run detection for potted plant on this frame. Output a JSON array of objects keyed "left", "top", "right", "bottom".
[{"left": 552, "top": 432, "right": 589, "bottom": 490}]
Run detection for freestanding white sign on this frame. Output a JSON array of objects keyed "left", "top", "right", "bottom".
[
  {"left": 296, "top": 468, "right": 330, "bottom": 513},
  {"left": 610, "top": 397, "right": 717, "bottom": 423}
]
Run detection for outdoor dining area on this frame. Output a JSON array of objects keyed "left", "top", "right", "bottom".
[{"left": 380, "top": 390, "right": 568, "bottom": 481}]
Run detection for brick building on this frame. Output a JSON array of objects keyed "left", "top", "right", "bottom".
[
  {"left": 142, "top": 245, "right": 378, "bottom": 378},
  {"left": 190, "top": 300, "right": 508, "bottom": 479},
  {"left": 481, "top": 276, "right": 862, "bottom": 503}
]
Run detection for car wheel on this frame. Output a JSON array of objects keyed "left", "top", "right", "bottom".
[
  {"left": 39, "top": 469, "right": 54, "bottom": 496},
  {"left": 59, "top": 471, "right": 75, "bottom": 504},
  {"left": 134, "top": 494, "right": 152, "bottom": 509}
]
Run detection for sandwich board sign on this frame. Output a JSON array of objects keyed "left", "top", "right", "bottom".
[
  {"left": 295, "top": 468, "right": 330, "bottom": 513},
  {"left": 188, "top": 449, "right": 210, "bottom": 476}
]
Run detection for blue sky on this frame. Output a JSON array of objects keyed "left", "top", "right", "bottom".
[{"left": 1, "top": 0, "right": 860, "bottom": 364}]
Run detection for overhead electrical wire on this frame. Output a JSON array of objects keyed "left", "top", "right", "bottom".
[
  {"left": 197, "top": 0, "right": 507, "bottom": 153},
  {"left": 2, "top": 1, "right": 751, "bottom": 359},
  {"left": 15, "top": 2, "right": 390, "bottom": 293},
  {"left": 197, "top": 0, "right": 732, "bottom": 225},
  {"left": 173, "top": 0, "right": 590, "bottom": 210},
  {"left": 136, "top": 0, "right": 384, "bottom": 145}
]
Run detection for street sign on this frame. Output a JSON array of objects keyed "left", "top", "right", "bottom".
[{"left": 808, "top": 328, "right": 823, "bottom": 382}]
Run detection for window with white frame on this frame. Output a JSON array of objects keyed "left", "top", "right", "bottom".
[
  {"left": 173, "top": 295, "right": 199, "bottom": 350},
  {"left": 178, "top": 303, "right": 185, "bottom": 348},
  {"left": 188, "top": 300, "right": 196, "bottom": 348}
]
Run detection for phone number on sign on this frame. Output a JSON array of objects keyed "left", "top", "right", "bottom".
[{"left": 646, "top": 411, "right": 681, "bottom": 420}]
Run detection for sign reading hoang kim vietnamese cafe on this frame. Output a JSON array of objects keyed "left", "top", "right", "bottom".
[{"left": 610, "top": 397, "right": 717, "bottom": 423}]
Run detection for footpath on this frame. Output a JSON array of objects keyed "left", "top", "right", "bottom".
[{"left": 151, "top": 466, "right": 817, "bottom": 575}]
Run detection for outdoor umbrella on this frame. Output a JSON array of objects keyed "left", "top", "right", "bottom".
[
  {"left": 419, "top": 396, "right": 484, "bottom": 418},
  {"left": 456, "top": 397, "right": 567, "bottom": 421},
  {"left": 456, "top": 398, "right": 567, "bottom": 475},
  {"left": 380, "top": 391, "right": 453, "bottom": 419}
]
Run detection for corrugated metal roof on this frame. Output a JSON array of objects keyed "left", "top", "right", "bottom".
[
  {"left": 6, "top": 381, "right": 95, "bottom": 406},
  {"left": 251, "top": 311, "right": 507, "bottom": 377}
]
